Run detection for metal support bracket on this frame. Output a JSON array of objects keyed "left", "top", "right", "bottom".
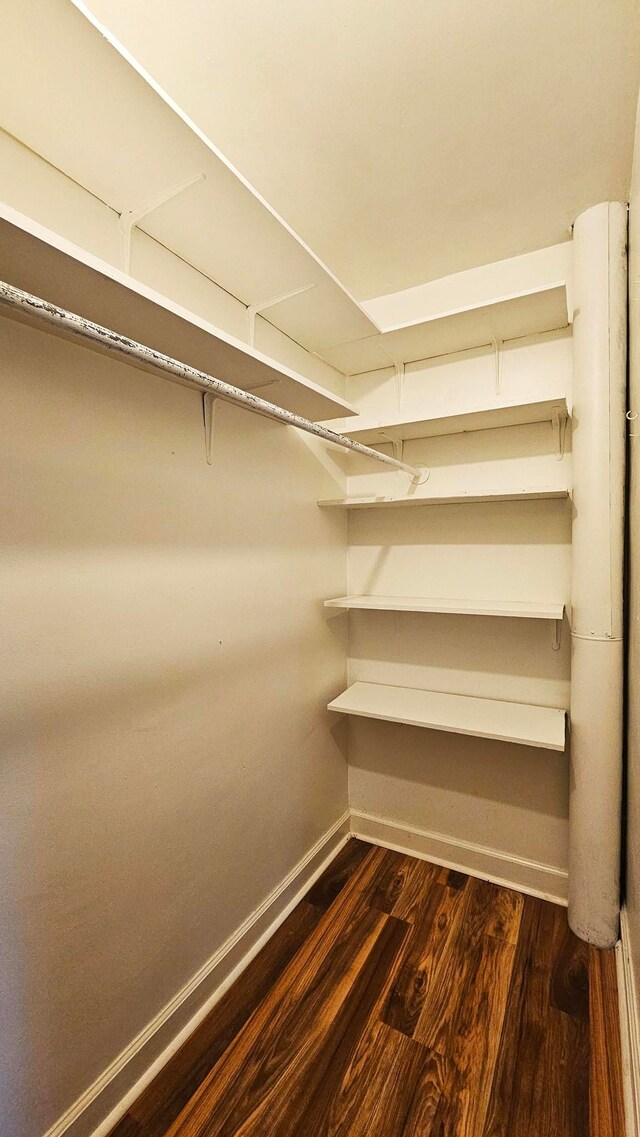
[
  {"left": 552, "top": 619, "right": 562, "bottom": 651},
  {"left": 245, "top": 283, "right": 316, "bottom": 347},
  {"left": 565, "top": 270, "right": 575, "bottom": 325},
  {"left": 202, "top": 391, "right": 217, "bottom": 466},
  {"left": 244, "top": 378, "right": 282, "bottom": 393},
  {"left": 552, "top": 407, "right": 568, "bottom": 461},
  {"left": 393, "top": 360, "right": 405, "bottom": 411},
  {"left": 379, "top": 348, "right": 406, "bottom": 411},
  {"left": 377, "top": 432, "right": 429, "bottom": 487},
  {"left": 391, "top": 438, "right": 405, "bottom": 465},
  {"left": 491, "top": 336, "right": 502, "bottom": 396},
  {"left": 119, "top": 172, "right": 206, "bottom": 273}
]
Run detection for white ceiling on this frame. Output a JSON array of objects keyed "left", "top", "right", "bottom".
[{"left": 76, "top": 0, "right": 640, "bottom": 299}]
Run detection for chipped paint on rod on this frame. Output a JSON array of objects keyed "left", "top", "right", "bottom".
[{"left": 0, "top": 281, "right": 429, "bottom": 484}]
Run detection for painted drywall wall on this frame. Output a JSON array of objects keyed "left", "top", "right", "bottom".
[
  {"left": 343, "top": 333, "right": 572, "bottom": 882},
  {"left": 0, "top": 285, "right": 348, "bottom": 1135},
  {"left": 625, "top": 89, "right": 640, "bottom": 1051}
]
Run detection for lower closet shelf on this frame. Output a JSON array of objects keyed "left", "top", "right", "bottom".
[
  {"left": 324, "top": 595, "right": 565, "bottom": 620},
  {"left": 327, "top": 681, "right": 566, "bottom": 751},
  {"left": 318, "top": 488, "right": 569, "bottom": 509}
]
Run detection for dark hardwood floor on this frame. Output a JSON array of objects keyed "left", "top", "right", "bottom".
[{"left": 110, "top": 839, "right": 625, "bottom": 1137}]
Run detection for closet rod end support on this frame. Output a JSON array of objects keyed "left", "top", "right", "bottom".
[{"left": 410, "top": 467, "right": 430, "bottom": 487}]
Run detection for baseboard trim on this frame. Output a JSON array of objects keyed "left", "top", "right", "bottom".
[
  {"left": 350, "top": 809, "right": 569, "bottom": 905},
  {"left": 618, "top": 908, "right": 640, "bottom": 1136},
  {"left": 45, "top": 809, "right": 350, "bottom": 1137}
]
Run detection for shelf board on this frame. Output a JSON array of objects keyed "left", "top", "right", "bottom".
[
  {"left": 321, "top": 287, "right": 569, "bottom": 375},
  {"left": 329, "top": 396, "right": 568, "bottom": 445},
  {"left": 0, "top": 3, "right": 376, "bottom": 356},
  {"left": 0, "top": 205, "right": 357, "bottom": 422},
  {"left": 324, "top": 595, "right": 565, "bottom": 621},
  {"left": 318, "top": 487, "right": 570, "bottom": 509},
  {"left": 327, "top": 681, "right": 566, "bottom": 751}
]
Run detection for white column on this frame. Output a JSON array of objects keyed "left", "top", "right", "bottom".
[{"left": 568, "top": 201, "right": 627, "bottom": 948}]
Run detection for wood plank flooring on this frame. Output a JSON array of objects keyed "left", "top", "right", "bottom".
[{"left": 109, "top": 840, "right": 625, "bottom": 1137}]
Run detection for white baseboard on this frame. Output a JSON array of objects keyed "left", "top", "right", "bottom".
[
  {"left": 618, "top": 907, "right": 640, "bottom": 1136},
  {"left": 350, "top": 809, "right": 569, "bottom": 905},
  {"left": 44, "top": 809, "right": 350, "bottom": 1137}
]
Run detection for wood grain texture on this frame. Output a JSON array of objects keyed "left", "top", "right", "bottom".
[
  {"left": 108, "top": 839, "right": 624, "bottom": 1137},
  {"left": 589, "top": 945, "right": 626, "bottom": 1137},
  {"left": 326, "top": 1021, "right": 445, "bottom": 1137},
  {"left": 438, "top": 932, "right": 516, "bottom": 1136},
  {"left": 482, "top": 896, "right": 590, "bottom": 1137},
  {"left": 306, "top": 838, "right": 372, "bottom": 910},
  {"left": 110, "top": 900, "right": 324, "bottom": 1137}
]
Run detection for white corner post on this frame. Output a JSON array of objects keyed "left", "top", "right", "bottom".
[{"left": 568, "top": 201, "right": 627, "bottom": 948}]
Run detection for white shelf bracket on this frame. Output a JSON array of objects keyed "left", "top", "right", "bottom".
[
  {"left": 377, "top": 431, "right": 428, "bottom": 486},
  {"left": 245, "top": 283, "right": 316, "bottom": 348},
  {"left": 394, "top": 360, "right": 405, "bottom": 411},
  {"left": 552, "top": 619, "right": 562, "bottom": 651},
  {"left": 565, "top": 272, "right": 575, "bottom": 325},
  {"left": 119, "top": 172, "right": 206, "bottom": 273},
  {"left": 491, "top": 336, "right": 502, "bottom": 395},
  {"left": 391, "top": 438, "right": 405, "bottom": 466},
  {"left": 552, "top": 407, "right": 568, "bottom": 461},
  {"left": 410, "top": 465, "right": 430, "bottom": 486},
  {"left": 202, "top": 391, "right": 218, "bottom": 466},
  {"left": 243, "top": 377, "right": 281, "bottom": 393},
  {"left": 378, "top": 346, "right": 406, "bottom": 411}
]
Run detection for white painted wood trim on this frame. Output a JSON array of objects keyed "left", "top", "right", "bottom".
[
  {"left": 324, "top": 594, "right": 565, "bottom": 621},
  {"left": 328, "top": 682, "right": 566, "bottom": 751},
  {"left": 329, "top": 395, "right": 569, "bottom": 445},
  {"left": 361, "top": 242, "right": 571, "bottom": 332},
  {"left": 618, "top": 908, "right": 640, "bottom": 1136},
  {"left": 44, "top": 810, "right": 350, "bottom": 1137},
  {"left": 318, "top": 487, "right": 570, "bottom": 509},
  {"left": 350, "top": 809, "right": 568, "bottom": 905}
]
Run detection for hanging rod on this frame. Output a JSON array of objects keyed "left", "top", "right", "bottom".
[{"left": 0, "top": 281, "right": 429, "bottom": 485}]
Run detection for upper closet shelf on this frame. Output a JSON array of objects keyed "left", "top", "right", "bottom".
[
  {"left": 327, "top": 681, "right": 566, "bottom": 751},
  {"left": 326, "top": 395, "right": 569, "bottom": 445},
  {"left": 321, "top": 244, "right": 572, "bottom": 375},
  {"left": 324, "top": 595, "right": 565, "bottom": 620},
  {"left": 0, "top": 205, "right": 356, "bottom": 422},
  {"left": 319, "top": 487, "right": 570, "bottom": 509},
  {"left": 0, "top": 2, "right": 377, "bottom": 357}
]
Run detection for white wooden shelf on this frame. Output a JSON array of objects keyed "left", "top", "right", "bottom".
[
  {"left": 322, "top": 288, "right": 569, "bottom": 375},
  {"left": 324, "top": 595, "right": 565, "bottom": 621},
  {"left": 328, "top": 396, "right": 568, "bottom": 445},
  {"left": 0, "top": 4, "right": 377, "bottom": 357},
  {"left": 0, "top": 205, "right": 356, "bottom": 422},
  {"left": 327, "top": 681, "right": 566, "bottom": 751},
  {"left": 321, "top": 245, "right": 571, "bottom": 375},
  {"left": 318, "top": 487, "right": 570, "bottom": 509}
]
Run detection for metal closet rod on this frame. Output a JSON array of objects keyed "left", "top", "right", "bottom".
[{"left": 0, "top": 281, "right": 428, "bottom": 484}]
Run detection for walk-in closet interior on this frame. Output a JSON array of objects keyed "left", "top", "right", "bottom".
[{"left": 3, "top": 2, "right": 640, "bottom": 1135}]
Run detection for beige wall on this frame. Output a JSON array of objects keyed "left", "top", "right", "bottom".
[
  {"left": 0, "top": 315, "right": 348, "bottom": 1137},
  {"left": 626, "top": 91, "right": 640, "bottom": 1031}
]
